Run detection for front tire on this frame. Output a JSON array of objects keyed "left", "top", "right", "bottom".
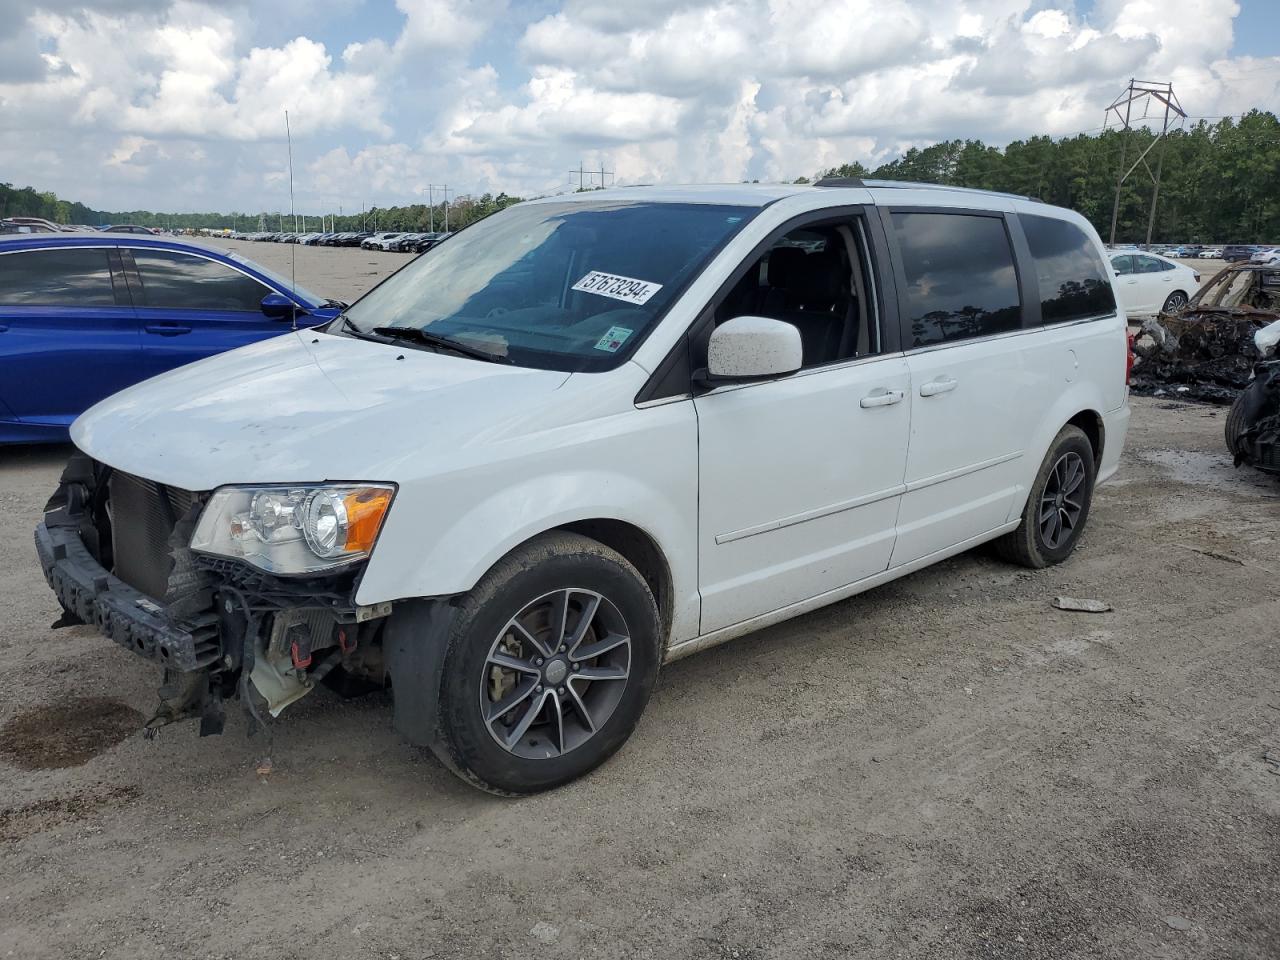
[
  {"left": 429, "top": 532, "right": 661, "bottom": 794},
  {"left": 994, "top": 425, "right": 1096, "bottom": 569}
]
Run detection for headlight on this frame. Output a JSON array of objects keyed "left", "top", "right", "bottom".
[{"left": 190, "top": 484, "right": 395, "bottom": 574}]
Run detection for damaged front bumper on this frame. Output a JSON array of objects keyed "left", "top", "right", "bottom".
[
  {"left": 35, "top": 521, "right": 221, "bottom": 671},
  {"left": 35, "top": 455, "right": 391, "bottom": 736}
]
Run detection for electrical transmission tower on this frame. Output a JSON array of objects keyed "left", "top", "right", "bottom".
[
  {"left": 569, "top": 160, "right": 614, "bottom": 191},
  {"left": 1105, "top": 79, "right": 1186, "bottom": 246}
]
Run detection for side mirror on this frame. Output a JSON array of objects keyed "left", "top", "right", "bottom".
[
  {"left": 261, "top": 292, "right": 296, "bottom": 320},
  {"left": 701, "top": 315, "right": 802, "bottom": 384}
]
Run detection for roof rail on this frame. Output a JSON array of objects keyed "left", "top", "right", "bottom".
[{"left": 815, "top": 176, "right": 1040, "bottom": 202}]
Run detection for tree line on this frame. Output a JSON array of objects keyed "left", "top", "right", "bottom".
[
  {"left": 0, "top": 184, "right": 525, "bottom": 235},
  {"left": 813, "top": 110, "right": 1280, "bottom": 243},
  {"left": 4, "top": 109, "right": 1278, "bottom": 242}
]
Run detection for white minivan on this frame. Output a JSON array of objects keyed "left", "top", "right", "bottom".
[{"left": 37, "top": 180, "right": 1131, "bottom": 793}]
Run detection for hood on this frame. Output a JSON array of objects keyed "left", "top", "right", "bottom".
[{"left": 71, "top": 331, "right": 572, "bottom": 489}]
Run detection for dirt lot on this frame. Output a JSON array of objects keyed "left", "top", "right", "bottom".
[{"left": 1, "top": 244, "right": 1277, "bottom": 960}]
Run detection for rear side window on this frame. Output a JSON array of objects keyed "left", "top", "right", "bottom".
[
  {"left": 1111, "top": 255, "right": 1134, "bottom": 276},
  {"left": 892, "top": 212, "right": 1022, "bottom": 348},
  {"left": 130, "top": 250, "right": 269, "bottom": 311},
  {"left": 1021, "top": 214, "right": 1117, "bottom": 324},
  {"left": 0, "top": 248, "right": 117, "bottom": 306},
  {"left": 1136, "top": 255, "right": 1171, "bottom": 274}
]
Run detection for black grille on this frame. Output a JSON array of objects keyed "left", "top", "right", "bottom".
[{"left": 108, "top": 472, "right": 196, "bottom": 601}]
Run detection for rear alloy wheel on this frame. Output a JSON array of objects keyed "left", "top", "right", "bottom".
[
  {"left": 1162, "top": 290, "right": 1189, "bottom": 314},
  {"left": 430, "top": 532, "right": 660, "bottom": 794},
  {"left": 995, "top": 424, "right": 1096, "bottom": 568}
]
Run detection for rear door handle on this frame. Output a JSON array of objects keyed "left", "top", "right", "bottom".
[
  {"left": 860, "top": 388, "right": 904, "bottom": 408},
  {"left": 919, "top": 376, "right": 958, "bottom": 397},
  {"left": 144, "top": 323, "right": 193, "bottom": 336}
]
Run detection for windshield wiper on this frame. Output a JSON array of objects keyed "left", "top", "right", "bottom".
[
  {"left": 330, "top": 314, "right": 381, "bottom": 340},
  {"left": 371, "top": 325, "right": 511, "bottom": 364},
  {"left": 322, "top": 298, "right": 349, "bottom": 310}
]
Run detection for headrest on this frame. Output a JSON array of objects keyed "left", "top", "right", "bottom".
[
  {"left": 785, "top": 250, "right": 844, "bottom": 304},
  {"left": 766, "top": 246, "right": 806, "bottom": 288}
]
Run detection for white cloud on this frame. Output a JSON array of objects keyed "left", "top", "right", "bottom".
[{"left": 0, "top": 0, "right": 1277, "bottom": 213}]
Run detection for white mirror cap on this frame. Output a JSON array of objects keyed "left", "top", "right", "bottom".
[{"left": 707, "top": 315, "right": 803, "bottom": 380}]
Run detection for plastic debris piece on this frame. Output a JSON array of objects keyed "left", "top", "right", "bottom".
[{"left": 1052, "top": 597, "right": 1113, "bottom": 613}]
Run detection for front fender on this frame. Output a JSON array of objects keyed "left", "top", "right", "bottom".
[{"left": 355, "top": 398, "right": 700, "bottom": 642}]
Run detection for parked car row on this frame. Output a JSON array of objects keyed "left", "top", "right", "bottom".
[
  {"left": 1, "top": 217, "right": 164, "bottom": 234},
  {"left": 1106, "top": 243, "right": 1280, "bottom": 261},
  {"left": 234, "top": 230, "right": 452, "bottom": 253}
]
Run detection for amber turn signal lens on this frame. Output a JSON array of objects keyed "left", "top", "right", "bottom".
[{"left": 343, "top": 488, "right": 392, "bottom": 554}]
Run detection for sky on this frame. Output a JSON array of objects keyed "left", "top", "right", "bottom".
[{"left": 1, "top": 0, "right": 1277, "bottom": 215}]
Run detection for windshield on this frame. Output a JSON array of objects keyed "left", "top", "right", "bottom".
[
  {"left": 224, "top": 250, "right": 325, "bottom": 306},
  {"left": 339, "top": 199, "right": 756, "bottom": 371}
]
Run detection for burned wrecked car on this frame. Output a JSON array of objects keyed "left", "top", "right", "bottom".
[
  {"left": 1226, "top": 318, "right": 1280, "bottom": 473},
  {"left": 1131, "top": 262, "right": 1280, "bottom": 403}
]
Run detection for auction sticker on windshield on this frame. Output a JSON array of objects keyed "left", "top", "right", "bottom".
[{"left": 572, "top": 271, "right": 663, "bottom": 305}]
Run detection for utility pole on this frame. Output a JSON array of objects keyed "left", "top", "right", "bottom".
[
  {"left": 599, "top": 162, "right": 613, "bottom": 189},
  {"left": 427, "top": 184, "right": 449, "bottom": 231},
  {"left": 570, "top": 161, "right": 585, "bottom": 191},
  {"left": 1104, "top": 79, "right": 1186, "bottom": 246}
]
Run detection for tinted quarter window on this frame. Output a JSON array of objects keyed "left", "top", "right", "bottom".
[
  {"left": 892, "top": 212, "right": 1022, "bottom": 348},
  {"left": 0, "top": 248, "right": 117, "bottom": 306},
  {"left": 131, "top": 250, "right": 270, "bottom": 311},
  {"left": 1111, "top": 255, "right": 1134, "bottom": 276},
  {"left": 1021, "top": 214, "right": 1117, "bottom": 324}
]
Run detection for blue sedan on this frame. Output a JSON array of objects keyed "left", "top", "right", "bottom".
[{"left": 0, "top": 234, "right": 344, "bottom": 443}]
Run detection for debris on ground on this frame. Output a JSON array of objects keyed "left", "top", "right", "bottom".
[
  {"left": 1164, "top": 916, "right": 1193, "bottom": 931},
  {"left": 1132, "top": 264, "right": 1280, "bottom": 403},
  {"left": 1053, "top": 597, "right": 1113, "bottom": 613}
]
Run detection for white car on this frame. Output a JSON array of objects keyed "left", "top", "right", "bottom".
[
  {"left": 1250, "top": 247, "right": 1280, "bottom": 265},
  {"left": 37, "top": 181, "right": 1131, "bottom": 793},
  {"left": 361, "top": 232, "right": 405, "bottom": 251},
  {"left": 1108, "top": 250, "right": 1200, "bottom": 316}
]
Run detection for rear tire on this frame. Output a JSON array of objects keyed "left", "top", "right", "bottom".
[
  {"left": 429, "top": 532, "right": 661, "bottom": 795},
  {"left": 994, "top": 425, "right": 1096, "bottom": 569},
  {"left": 1225, "top": 390, "right": 1250, "bottom": 458},
  {"left": 1162, "top": 290, "right": 1189, "bottom": 314}
]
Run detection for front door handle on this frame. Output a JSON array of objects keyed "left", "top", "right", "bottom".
[
  {"left": 919, "top": 376, "right": 958, "bottom": 397},
  {"left": 144, "top": 323, "right": 193, "bottom": 336},
  {"left": 860, "top": 388, "right": 904, "bottom": 408}
]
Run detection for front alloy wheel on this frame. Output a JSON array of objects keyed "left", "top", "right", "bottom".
[
  {"left": 482, "top": 589, "right": 631, "bottom": 759},
  {"left": 429, "top": 532, "right": 661, "bottom": 794}
]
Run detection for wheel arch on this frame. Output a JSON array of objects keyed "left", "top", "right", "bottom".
[
  {"left": 555, "top": 519, "right": 675, "bottom": 651},
  {"left": 1067, "top": 408, "right": 1105, "bottom": 466}
]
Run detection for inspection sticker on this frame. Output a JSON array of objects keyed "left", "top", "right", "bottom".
[
  {"left": 572, "top": 270, "right": 663, "bottom": 305},
  {"left": 594, "top": 325, "right": 634, "bottom": 353}
]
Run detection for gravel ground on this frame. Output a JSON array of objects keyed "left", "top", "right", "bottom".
[{"left": 0, "top": 244, "right": 1276, "bottom": 960}]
